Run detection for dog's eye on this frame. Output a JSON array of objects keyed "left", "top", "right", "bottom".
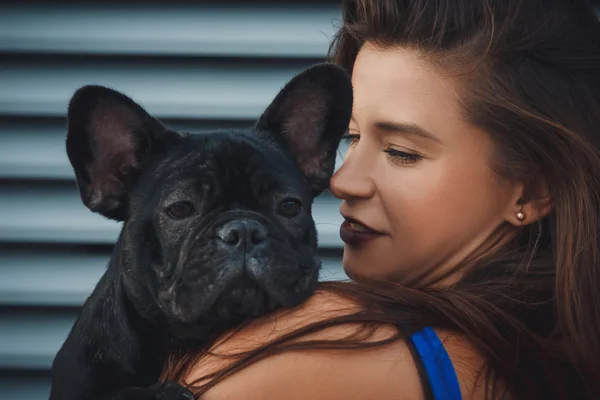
[
  {"left": 278, "top": 199, "right": 302, "bottom": 218},
  {"left": 166, "top": 201, "right": 195, "bottom": 220}
]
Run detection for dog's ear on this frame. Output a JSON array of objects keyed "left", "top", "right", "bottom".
[
  {"left": 66, "top": 85, "right": 176, "bottom": 221},
  {"left": 254, "top": 63, "right": 353, "bottom": 197}
]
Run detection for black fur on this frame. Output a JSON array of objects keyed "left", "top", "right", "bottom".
[{"left": 49, "top": 63, "right": 353, "bottom": 399}]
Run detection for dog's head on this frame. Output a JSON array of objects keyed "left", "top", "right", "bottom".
[{"left": 66, "top": 64, "right": 352, "bottom": 332}]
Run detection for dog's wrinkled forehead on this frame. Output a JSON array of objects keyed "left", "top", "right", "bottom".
[
  {"left": 65, "top": 64, "right": 352, "bottom": 221},
  {"left": 136, "top": 130, "right": 306, "bottom": 208}
]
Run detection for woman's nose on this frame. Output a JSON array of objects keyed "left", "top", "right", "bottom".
[{"left": 329, "top": 149, "right": 376, "bottom": 201}]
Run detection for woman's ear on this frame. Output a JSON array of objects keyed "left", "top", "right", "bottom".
[{"left": 506, "top": 181, "right": 552, "bottom": 227}]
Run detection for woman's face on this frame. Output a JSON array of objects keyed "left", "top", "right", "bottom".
[{"left": 330, "top": 43, "right": 520, "bottom": 284}]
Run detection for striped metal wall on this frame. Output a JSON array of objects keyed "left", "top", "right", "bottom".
[{"left": 0, "top": 2, "right": 348, "bottom": 398}]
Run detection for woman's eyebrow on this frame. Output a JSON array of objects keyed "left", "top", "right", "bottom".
[
  {"left": 375, "top": 121, "right": 443, "bottom": 144},
  {"left": 350, "top": 115, "right": 442, "bottom": 144}
]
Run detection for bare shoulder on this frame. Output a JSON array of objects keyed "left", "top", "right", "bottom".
[
  {"left": 434, "top": 329, "right": 493, "bottom": 399},
  {"left": 185, "top": 290, "right": 491, "bottom": 400}
]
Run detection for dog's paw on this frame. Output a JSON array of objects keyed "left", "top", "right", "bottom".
[{"left": 147, "top": 382, "right": 195, "bottom": 400}]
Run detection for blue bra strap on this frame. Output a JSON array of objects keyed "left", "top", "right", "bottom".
[{"left": 409, "top": 327, "right": 462, "bottom": 400}]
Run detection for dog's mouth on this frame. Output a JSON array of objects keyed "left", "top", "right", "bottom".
[
  {"left": 159, "top": 274, "right": 279, "bottom": 328},
  {"left": 210, "top": 277, "right": 278, "bottom": 321}
]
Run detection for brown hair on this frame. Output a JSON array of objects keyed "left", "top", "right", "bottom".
[{"left": 162, "top": 1, "right": 600, "bottom": 398}]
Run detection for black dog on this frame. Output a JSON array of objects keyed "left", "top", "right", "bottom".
[{"left": 48, "top": 63, "right": 352, "bottom": 399}]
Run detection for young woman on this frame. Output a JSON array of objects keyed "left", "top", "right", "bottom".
[{"left": 162, "top": 0, "right": 600, "bottom": 398}]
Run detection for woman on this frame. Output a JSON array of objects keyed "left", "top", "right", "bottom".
[{"left": 162, "top": 0, "right": 600, "bottom": 398}]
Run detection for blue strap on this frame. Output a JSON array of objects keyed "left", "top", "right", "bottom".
[{"left": 409, "top": 327, "right": 462, "bottom": 400}]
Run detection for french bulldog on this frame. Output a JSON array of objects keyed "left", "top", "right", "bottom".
[{"left": 48, "top": 63, "right": 353, "bottom": 400}]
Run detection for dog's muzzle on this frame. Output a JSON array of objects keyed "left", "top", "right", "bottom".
[
  {"left": 159, "top": 213, "right": 313, "bottom": 325},
  {"left": 213, "top": 218, "right": 275, "bottom": 287},
  {"left": 215, "top": 219, "right": 268, "bottom": 254}
]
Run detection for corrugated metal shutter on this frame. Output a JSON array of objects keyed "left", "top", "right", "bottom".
[{"left": 0, "top": 2, "right": 347, "bottom": 398}]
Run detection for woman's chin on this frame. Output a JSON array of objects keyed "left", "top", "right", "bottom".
[
  {"left": 342, "top": 252, "right": 385, "bottom": 282},
  {"left": 342, "top": 244, "right": 410, "bottom": 283}
]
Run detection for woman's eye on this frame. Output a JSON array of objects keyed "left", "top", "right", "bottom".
[
  {"left": 341, "top": 133, "right": 360, "bottom": 147},
  {"left": 383, "top": 148, "right": 423, "bottom": 165},
  {"left": 166, "top": 201, "right": 195, "bottom": 220},
  {"left": 278, "top": 199, "right": 303, "bottom": 218},
  {"left": 340, "top": 132, "right": 360, "bottom": 160}
]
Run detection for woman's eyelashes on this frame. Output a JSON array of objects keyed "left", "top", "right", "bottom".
[
  {"left": 341, "top": 132, "right": 424, "bottom": 165},
  {"left": 342, "top": 132, "right": 360, "bottom": 147},
  {"left": 383, "top": 147, "right": 423, "bottom": 165}
]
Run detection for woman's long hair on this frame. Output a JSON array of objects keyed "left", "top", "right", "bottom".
[{"left": 161, "top": 1, "right": 600, "bottom": 398}]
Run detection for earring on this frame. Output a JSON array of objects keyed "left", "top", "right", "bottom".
[{"left": 517, "top": 209, "right": 525, "bottom": 222}]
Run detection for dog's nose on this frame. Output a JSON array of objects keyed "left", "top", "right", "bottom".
[{"left": 216, "top": 220, "right": 267, "bottom": 249}]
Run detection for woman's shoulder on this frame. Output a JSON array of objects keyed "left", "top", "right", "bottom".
[{"left": 186, "top": 290, "right": 490, "bottom": 400}]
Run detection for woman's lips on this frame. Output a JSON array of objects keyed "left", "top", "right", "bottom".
[{"left": 339, "top": 220, "right": 384, "bottom": 246}]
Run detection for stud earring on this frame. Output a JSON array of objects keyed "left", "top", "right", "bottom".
[{"left": 517, "top": 210, "right": 525, "bottom": 222}]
